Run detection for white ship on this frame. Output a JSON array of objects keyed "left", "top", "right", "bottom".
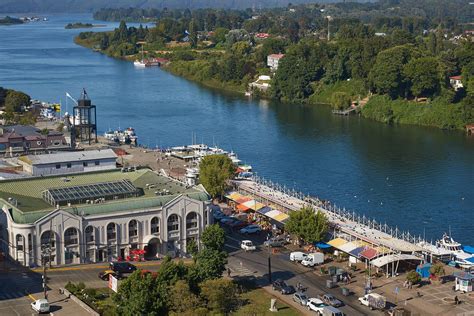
[{"left": 436, "top": 233, "right": 474, "bottom": 268}]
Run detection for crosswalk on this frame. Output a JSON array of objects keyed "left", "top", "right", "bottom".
[{"left": 0, "top": 272, "right": 41, "bottom": 301}]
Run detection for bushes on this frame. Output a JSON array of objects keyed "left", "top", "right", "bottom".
[
  {"left": 406, "top": 270, "right": 422, "bottom": 285},
  {"left": 309, "top": 79, "right": 367, "bottom": 104},
  {"left": 362, "top": 95, "right": 472, "bottom": 129},
  {"left": 331, "top": 92, "right": 352, "bottom": 110}
]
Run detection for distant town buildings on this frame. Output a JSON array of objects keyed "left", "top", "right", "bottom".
[
  {"left": 449, "top": 76, "right": 464, "bottom": 91},
  {"left": 18, "top": 149, "right": 117, "bottom": 176},
  {"left": 0, "top": 125, "right": 69, "bottom": 157},
  {"left": 267, "top": 53, "right": 285, "bottom": 71}
]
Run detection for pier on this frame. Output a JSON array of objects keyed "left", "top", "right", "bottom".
[{"left": 232, "top": 177, "right": 436, "bottom": 255}]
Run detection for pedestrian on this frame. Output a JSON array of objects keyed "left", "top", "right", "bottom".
[
  {"left": 454, "top": 295, "right": 459, "bottom": 305},
  {"left": 227, "top": 268, "right": 231, "bottom": 277}
]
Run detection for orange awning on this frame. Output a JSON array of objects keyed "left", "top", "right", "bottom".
[{"left": 237, "top": 204, "right": 250, "bottom": 212}]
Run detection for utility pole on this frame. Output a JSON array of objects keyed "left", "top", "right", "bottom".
[
  {"left": 42, "top": 220, "right": 53, "bottom": 300},
  {"left": 326, "top": 16, "right": 332, "bottom": 41}
]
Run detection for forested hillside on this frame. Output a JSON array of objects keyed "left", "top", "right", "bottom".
[{"left": 0, "top": 0, "right": 349, "bottom": 13}]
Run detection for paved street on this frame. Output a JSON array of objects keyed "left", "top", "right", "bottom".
[{"left": 223, "top": 227, "right": 381, "bottom": 316}]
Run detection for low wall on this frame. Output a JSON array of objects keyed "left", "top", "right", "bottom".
[{"left": 61, "top": 288, "right": 100, "bottom": 316}]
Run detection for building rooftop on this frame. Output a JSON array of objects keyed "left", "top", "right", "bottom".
[
  {"left": 0, "top": 168, "right": 209, "bottom": 224},
  {"left": 20, "top": 149, "right": 117, "bottom": 165}
]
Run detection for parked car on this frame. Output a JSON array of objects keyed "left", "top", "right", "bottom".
[
  {"left": 109, "top": 261, "right": 137, "bottom": 274},
  {"left": 240, "top": 240, "right": 256, "bottom": 251},
  {"left": 31, "top": 299, "right": 50, "bottom": 313},
  {"left": 306, "top": 298, "right": 327, "bottom": 313},
  {"left": 293, "top": 292, "right": 309, "bottom": 305},
  {"left": 220, "top": 216, "right": 238, "bottom": 225},
  {"left": 99, "top": 269, "right": 122, "bottom": 281},
  {"left": 272, "top": 279, "right": 296, "bottom": 295},
  {"left": 229, "top": 220, "right": 248, "bottom": 228},
  {"left": 213, "top": 211, "right": 225, "bottom": 220},
  {"left": 319, "top": 293, "right": 343, "bottom": 307},
  {"left": 290, "top": 251, "right": 308, "bottom": 262},
  {"left": 358, "top": 293, "right": 386, "bottom": 310},
  {"left": 264, "top": 238, "right": 285, "bottom": 248},
  {"left": 240, "top": 224, "right": 262, "bottom": 234},
  {"left": 320, "top": 305, "right": 344, "bottom": 316}
]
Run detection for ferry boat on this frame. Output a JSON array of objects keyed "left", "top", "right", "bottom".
[{"left": 436, "top": 233, "right": 474, "bottom": 268}]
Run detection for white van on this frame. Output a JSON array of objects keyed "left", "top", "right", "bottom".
[
  {"left": 290, "top": 251, "right": 308, "bottom": 262},
  {"left": 301, "top": 252, "right": 324, "bottom": 267},
  {"left": 31, "top": 299, "right": 50, "bottom": 313}
]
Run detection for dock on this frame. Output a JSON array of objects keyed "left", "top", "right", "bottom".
[{"left": 232, "top": 178, "right": 434, "bottom": 255}]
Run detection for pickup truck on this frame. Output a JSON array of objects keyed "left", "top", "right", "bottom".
[
  {"left": 358, "top": 293, "right": 386, "bottom": 310},
  {"left": 240, "top": 240, "right": 256, "bottom": 251}
]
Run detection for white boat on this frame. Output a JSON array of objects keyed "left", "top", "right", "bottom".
[
  {"left": 134, "top": 60, "right": 146, "bottom": 67},
  {"left": 436, "top": 233, "right": 474, "bottom": 268}
]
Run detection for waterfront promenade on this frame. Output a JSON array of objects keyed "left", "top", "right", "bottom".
[{"left": 233, "top": 179, "right": 423, "bottom": 254}]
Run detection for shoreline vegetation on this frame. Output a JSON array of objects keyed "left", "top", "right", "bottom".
[
  {"left": 0, "top": 16, "right": 23, "bottom": 25},
  {"left": 65, "top": 22, "right": 105, "bottom": 29},
  {"left": 76, "top": 3, "right": 473, "bottom": 130}
]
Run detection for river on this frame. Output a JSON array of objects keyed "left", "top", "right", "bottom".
[{"left": 0, "top": 14, "right": 473, "bottom": 244}]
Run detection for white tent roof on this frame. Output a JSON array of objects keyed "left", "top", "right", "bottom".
[
  {"left": 338, "top": 241, "right": 360, "bottom": 253},
  {"left": 370, "top": 254, "right": 423, "bottom": 268}
]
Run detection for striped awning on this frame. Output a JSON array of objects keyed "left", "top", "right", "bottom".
[
  {"left": 225, "top": 192, "right": 244, "bottom": 201},
  {"left": 327, "top": 238, "right": 348, "bottom": 249}
]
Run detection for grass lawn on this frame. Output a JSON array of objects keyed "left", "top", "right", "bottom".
[{"left": 233, "top": 288, "right": 300, "bottom": 316}]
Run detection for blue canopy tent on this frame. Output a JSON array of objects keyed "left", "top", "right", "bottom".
[{"left": 314, "top": 242, "right": 332, "bottom": 249}]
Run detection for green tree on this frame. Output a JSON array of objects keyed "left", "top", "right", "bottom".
[
  {"left": 199, "top": 278, "right": 238, "bottom": 314},
  {"left": 189, "top": 18, "right": 198, "bottom": 48},
  {"left": 462, "top": 61, "right": 474, "bottom": 96},
  {"left": 186, "top": 238, "right": 199, "bottom": 259},
  {"left": 331, "top": 92, "right": 351, "bottom": 110},
  {"left": 369, "top": 45, "right": 417, "bottom": 98},
  {"left": 190, "top": 248, "right": 228, "bottom": 282},
  {"left": 5, "top": 90, "right": 30, "bottom": 113},
  {"left": 113, "top": 270, "right": 167, "bottom": 315},
  {"left": 212, "top": 27, "right": 229, "bottom": 44},
  {"left": 201, "top": 224, "right": 225, "bottom": 251},
  {"left": 406, "top": 270, "right": 422, "bottom": 284},
  {"left": 404, "top": 57, "right": 440, "bottom": 98},
  {"left": 231, "top": 41, "right": 251, "bottom": 57},
  {"left": 199, "top": 155, "right": 235, "bottom": 198},
  {"left": 285, "top": 206, "right": 328, "bottom": 244},
  {"left": 170, "top": 280, "right": 202, "bottom": 313},
  {"left": 429, "top": 263, "right": 445, "bottom": 278}
]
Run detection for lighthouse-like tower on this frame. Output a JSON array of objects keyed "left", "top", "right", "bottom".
[{"left": 72, "top": 89, "right": 97, "bottom": 145}]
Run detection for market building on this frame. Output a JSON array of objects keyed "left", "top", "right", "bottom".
[{"left": 0, "top": 168, "right": 211, "bottom": 267}]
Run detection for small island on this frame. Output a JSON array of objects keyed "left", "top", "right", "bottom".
[
  {"left": 0, "top": 16, "right": 23, "bottom": 25},
  {"left": 65, "top": 22, "right": 96, "bottom": 29}
]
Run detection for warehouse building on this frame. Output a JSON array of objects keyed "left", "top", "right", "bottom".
[
  {"left": 0, "top": 168, "right": 211, "bottom": 267},
  {"left": 18, "top": 149, "right": 117, "bottom": 176}
]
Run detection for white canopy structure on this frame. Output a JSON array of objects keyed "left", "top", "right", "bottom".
[{"left": 370, "top": 254, "right": 423, "bottom": 268}]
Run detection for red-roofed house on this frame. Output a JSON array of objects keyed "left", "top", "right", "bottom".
[
  {"left": 449, "top": 75, "right": 463, "bottom": 91},
  {"left": 255, "top": 33, "right": 270, "bottom": 39},
  {"left": 267, "top": 53, "right": 285, "bottom": 71}
]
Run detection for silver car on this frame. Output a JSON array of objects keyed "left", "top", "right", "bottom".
[{"left": 293, "top": 292, "right": 308, "bottom": 306}]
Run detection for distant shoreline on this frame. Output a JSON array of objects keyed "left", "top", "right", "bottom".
[{"left": 65, "top": 22, "right": 105, "bottom": 29}]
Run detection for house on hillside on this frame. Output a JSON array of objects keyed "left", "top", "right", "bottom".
[
  {"left": 449, "top": 76, "right": 463, "bottom": 91},
  {"left": 267, "top": 54, "right": 285, "bottom": 71}
]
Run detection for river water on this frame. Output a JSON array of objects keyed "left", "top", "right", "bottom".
[{"left": 0, "top": 14, "right": 473, "bottom": 244}]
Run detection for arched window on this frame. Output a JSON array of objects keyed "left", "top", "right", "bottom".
[
  {"left": 41, "top": 231, "right": 55, "bottom": 248},
  {"left": 16, "top": 234, "right": 24, "bottom": 251},
  {"left": 167, "top": 214, "right": 179, "bottom": 232},
  {"left": 129, "top": 220, "right": 138, "bottom": 238},
  {"left": 107, "top": 223, "right": 116, "bottom": 241},
  {"left": 85, "top": 226, "right": 94, "bottom": 243},
  {"left": 64, "top": 227, "right": 79, "bottom": 246},
  {"left": 186, "top": 212, "right": 198, "bottom": 229},
  {"left": 151, "top": 217, "right": 159, "bottom": 234}
]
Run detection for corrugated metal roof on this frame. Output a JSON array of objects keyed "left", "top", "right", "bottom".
[{"left": 25, "top": 149, "right": 117, "bottom": 165}]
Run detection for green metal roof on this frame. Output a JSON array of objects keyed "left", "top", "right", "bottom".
[{"left": 0, "top": 168, "right": 210, "bottom": 224}]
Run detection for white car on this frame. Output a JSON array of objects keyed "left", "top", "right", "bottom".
[
  {"left": 31, "top": 299, "right": 50, "bottom": 313},
  {"left": 240, "top": 224, "right": 261, "bottom": 234},
  {"left": 240, "top": 240, "right": 256, "bottom": 251},
  {"left": 306, "top": 298, "right": 326, "bottom": 313}
]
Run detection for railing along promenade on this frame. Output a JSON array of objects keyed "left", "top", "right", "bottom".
[{"left": 232, "top": 176, "right": 435, "bottom": 254}]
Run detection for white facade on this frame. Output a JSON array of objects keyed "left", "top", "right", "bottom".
[
  {"left": 0, "top": 195, "right": 212, "bottom": 267},
  {"left": 449, "top": 77, "right": 463, "bottom": 91},
  {"left": 267, "top": 54, "right": 284, "bottom": 71},
  {"left": 20, "top": 149, "right": 117, "bottom": 176}
]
